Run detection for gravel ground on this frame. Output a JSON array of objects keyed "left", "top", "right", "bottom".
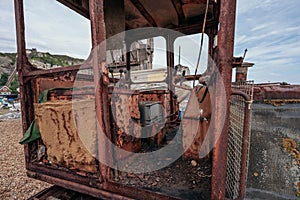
[{"left": 0, "top": 119, "right": 51, "bottom": 200}]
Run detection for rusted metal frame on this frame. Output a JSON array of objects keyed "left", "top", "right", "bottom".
[
  {"left": 207, "top": 28, "right": 215, "bottom": 58},
  {"left": 48, "top": 87, "right": 95, "bottom": 97},
  {"left": 140, "top": 91, "right": 170, "bottom": 96},
  {"left": 166, "top": 34, "right": 176, "bottom": 120},
  {"left": 231, "top": 90, "right": 250, "bottom": 102},
  {"left": 183, "top": 74, "right": 203, "bottom": 81},
  {"left": 27, "top": 163, "right": 100, "bottom": 187},
  {"left": 126, "top": 21, "right": 217, "bottom": 36},
  {"left": 103, "top": 183, "right": 182, "bottom": 200},
  {"left": 229, "top": 90, "right": 251, "bottom": 200},
  {"left": 174, "top": 21, "right": 217, "bottom": 35},
  {"left": 26, "top": 170, "right": 134, "bottom": 200},
  {"left": 131, "top": 80, "right": 166, "bottom": 84},
  {"left": 174, "top": 84, "right": 193, "bottom": 91},
  {"left": 125, "top": 28, "right": 171, "bottom": 44},
  {"left": 205, "top": 25, "right": 218, "bottom": 75},
  {"left": 171, "top": 0, "right": 185, "bottom": 24},
  {"left": 129, "top": 0, "right": 157, "bottom": 27},
  {"left": 23, "top": 70, "right": 94, "bottom": 85},
  {"left": 27, "top": 165, "right": 181, "bottom": 200},
  {"left": 108, "top": 62, "right": 140, "bottom": 69},
  {"left": 125, "top": 38, "right": 132, "bottom": 86},
  {"left": 125, "top": 20, "right": 217, "bottom": 37},
  {"left": 57, "top": 0, "right": 90, "bottom": 19},
  {"left": 183, "top": 0, "right": 212, "bottom": 3},
  {"left": 211, "top": 0, "right": 237, "bottom": 199},
  {"left": 254, "top": 82, "right": 283, "bottom": 86},
  {"left": 23, "top": 64, "right": 91, "bottom": 77},
  {"left": 89, "top": 0, "right": 112, "bottom": 181},
  {"left": 108, "top": 88, "right": 139, "bottom": 95},
  {"left": 214, "top": 0, "right": 221, "bottom": 24},
  {"left": 14, "top": 0, "right": 36, "bottom": 168}
]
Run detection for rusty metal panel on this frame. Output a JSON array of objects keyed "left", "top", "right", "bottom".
[
  {"left": 35, "top": 99, "right": 98, "bottom": 173},
  {"left": 129, "top": 93, "right": 140, "bottom": 119},
  {"left": 111, "top": 89, "right": 141, "bottom": 155},
  {"left": 139, "top": 91, "right": 172, "bottom": 116},
  {"left": 182, "top": 85, "right": 211, "bottom": 160},
  {"left": 253, "top": 84, "right": 300, "bottom": 102}
]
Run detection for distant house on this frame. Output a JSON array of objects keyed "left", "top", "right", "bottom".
[
  {"left": 0, "top": 86, "right": 12, "bottom": 95},
  {"left": 0, "top": 86, "right": 18, "bottom": 101}
]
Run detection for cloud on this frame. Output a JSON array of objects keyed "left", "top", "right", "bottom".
[
  {"left": 23, "top": 0, "right": 92, "bottom": 59},
  {"left": 1, "top": 1, "right": 299, "bottom": 83},
  {"left": 235, "top": 0, "right": 300, "bottom": 84},
  {"left": 250, "top": 22, "right": 276, "bottom": 32},
  {"left": 0, "top": 0, "right": 16, "bottom": 52},
  {"left": 0, "top": 0, "right": 91, "bottom": 59}
]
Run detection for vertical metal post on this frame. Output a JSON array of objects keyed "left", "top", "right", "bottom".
[
  {"left": 207, "top": 29, "right": 216, "bottom": 74},
  {"left": 166, "top": 34, "right": 175, "bottom": 117},
  {"left": 211, "top": 0, "right": 237, "bottom": 199},
  {"left": 89, "top": 0, "right": 112, "bottom": 181},
  {"left": 14, "top": 0, "right": 26, "bottom": 69},
  {"left": 14, "top": 0, "right": 35, "bottom": 167},
  {"left": 126, "top": 40, "right": 131, "bottom": 86},
  {"left": 238, "top": 100, "right": 251, "bottom": 200}
]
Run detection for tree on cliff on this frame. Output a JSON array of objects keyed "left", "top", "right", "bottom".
[{"left": 0, "top": 73, "right": 8, "bottom": 86}]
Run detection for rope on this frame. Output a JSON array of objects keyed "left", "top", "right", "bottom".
[{"left": 193, "top": 0, "right": 210, "bottom": 87}]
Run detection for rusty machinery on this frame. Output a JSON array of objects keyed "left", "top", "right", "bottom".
[{"left": 14, "top": 0, "right": 253, "bottom": 199}]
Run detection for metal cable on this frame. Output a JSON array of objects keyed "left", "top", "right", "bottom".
[{"left": 193, "top": 0, "right": 210, "bottom": 87}]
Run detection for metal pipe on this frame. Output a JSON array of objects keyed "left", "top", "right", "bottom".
[
  {"left": 27, "top": 170, "right": 134, "bottom": 200},
  {"left": 27, "top": 167, "right": 181, "bottom": 200}
]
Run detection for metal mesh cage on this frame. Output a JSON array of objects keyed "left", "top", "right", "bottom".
[
  {"left": 225, "top": 81, "right": 254, "bottom": 199},
  {"left": 231, "top": 81, "right": 254, "bottom": 99}
]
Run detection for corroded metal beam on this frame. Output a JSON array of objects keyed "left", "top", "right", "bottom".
[
  {"left": 89, "top": 0, "right": 112, "bottom": 181},
  {"left": 57, "top": 0, "right": 90, "bottom": 19},
  {"left": 182, "top": 0, "right": 210, "bottom": 4},
  {"left": 211, "top": 0, "right": 237, "bottom": 199},
  {"left": 14, "top": 0, "right": 35, "bottom": 168},
  {"left": 171, "top": 0, "right": 185, "bottom": 24},
  {"left": 174, "top": 21, "right": 218, "bottom": 35},
  {"left": 130, "top": 0, "right": 157, "bottom": 27}
]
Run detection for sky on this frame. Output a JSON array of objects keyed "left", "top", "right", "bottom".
[{"left": 0, "top": 0, "right": 299, "bottom": 84}]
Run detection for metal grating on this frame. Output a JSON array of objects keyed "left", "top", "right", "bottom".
[
  {"left": 231, "top": 81, "right": 254, "bottom": 100},
  {"left": 225, "top": 81, "right": 254, "bottom": 199}
]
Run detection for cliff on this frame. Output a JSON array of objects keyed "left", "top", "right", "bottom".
[{"left": 0, "top": 49, "right": 84, "bottom": 78}]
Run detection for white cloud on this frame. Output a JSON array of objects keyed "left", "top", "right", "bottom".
[
  {"left": 250, "top": 22, "right": 276, "bottom": 32},
  {"left": 0, "top": 0, "right": 91, "bottom": 59},
  {"left": 1, "top": 0, "right": 299, "bottom": 83},
  {"left": 235, "top": 0, "right": 300, "bottom": 83}
]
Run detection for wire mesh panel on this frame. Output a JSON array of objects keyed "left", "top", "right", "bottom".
[
  {"left": 225, "top": 81, "right": 254, "bottom": 199},
  {"left": 231, "top": 81, "right": 254, "bottom": 100}
]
